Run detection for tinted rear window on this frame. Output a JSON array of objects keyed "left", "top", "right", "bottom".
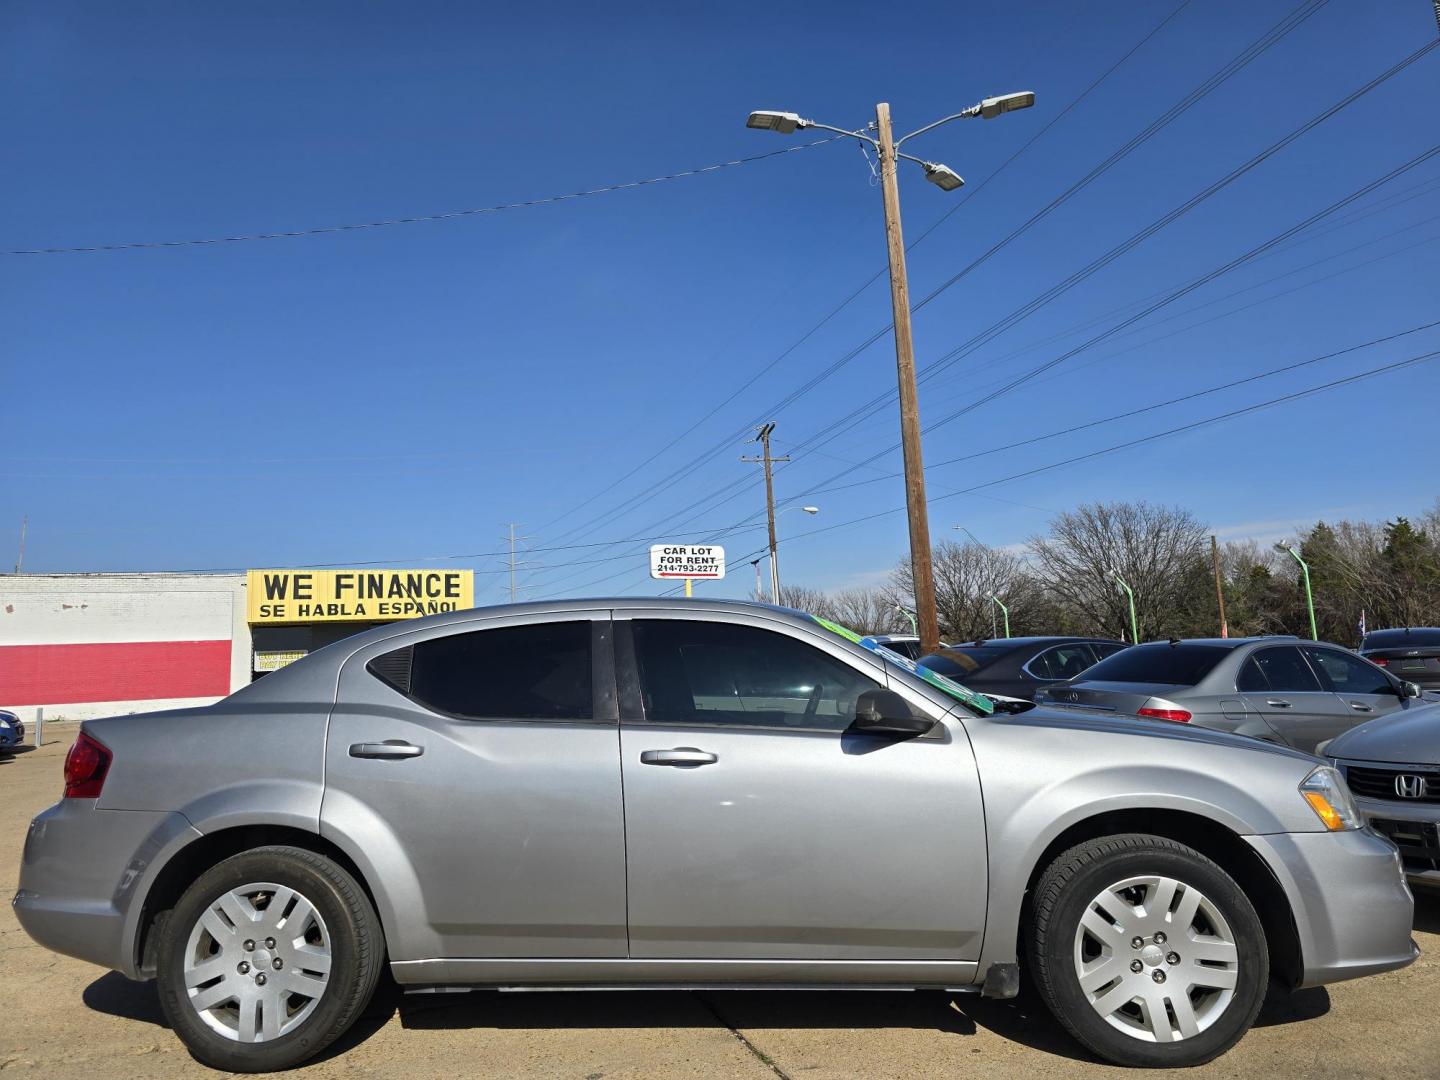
[
  {"left": 1363, "top": 628, "right": 1440, "bottom": 649},
  {"left": 1078, "top": 643, "right": 1230, "bottom": 686},
  {"left": 918, "top": 646, "right": 1011, "bottom": 677}
]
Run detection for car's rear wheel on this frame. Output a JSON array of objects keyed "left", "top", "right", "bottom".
[
  {"left": 1027, "top": 833, "right": 1267, "bottom": 1067},
  {"left": 156, "top": 845, "right": 383, "bottom": 1073}
]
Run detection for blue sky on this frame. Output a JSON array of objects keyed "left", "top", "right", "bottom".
[{"left": 3, "top": 0, "right": 1439, "bottom": 602}]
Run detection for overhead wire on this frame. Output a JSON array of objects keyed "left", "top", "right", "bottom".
[{"left": 4, "top": 136, "right": 843, "bottom": 256}]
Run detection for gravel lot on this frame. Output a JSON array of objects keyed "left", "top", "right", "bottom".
[{"left": 3, "top": 734, "right": 1438, "bottom": 1078}]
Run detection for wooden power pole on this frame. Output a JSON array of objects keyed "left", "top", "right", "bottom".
[
  {"left": 742, "top": 422, "right": 789, "bottom": 603},
  {"left": 876, "top": 102, "right": 940, "bottom": 653},
  {"left": 1211, "top": 534, "right": 1228, "bottom": 638}
]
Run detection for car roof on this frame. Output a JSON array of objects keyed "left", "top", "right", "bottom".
[
  {"left": 1128, "top": 636, "right": 1299, "bottom": 648},
  {"left": 949, "top": 636, "right": 1120, "bottom": 647}
]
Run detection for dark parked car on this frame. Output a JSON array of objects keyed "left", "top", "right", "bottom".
[
  {"left": 915, "top": 637, "right": 1127, "bottom": 706},
  {"left": 1036, "top": 637, "right": 1425, "bottom": 754},
  {"left": 1360, "top": 627, "right": 1440, "bottom": 692}
]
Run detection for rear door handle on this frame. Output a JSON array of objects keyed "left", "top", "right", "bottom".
[
  {"left": 640, "top": 748, "right": 718, "bottom": 767},
  {"left": 1266, "top": 699, "right": 1293, "bottom": 708},
  {"left": 349, "top": 740, "right": 424, "bottom": 760},
  {"left": 1348, "top": 701, "right": 1373, "bottom": 712}
]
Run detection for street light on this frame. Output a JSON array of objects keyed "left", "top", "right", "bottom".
[
  {"left": 747, "top": 90, "right": 1035, "bottom": 654},
  {"left": 1111, "top": 570, "right": 1139, "bottom": 644},
  {"left": 991, "top": 594, "right": 1010, "bottom": 639},
  {"left": 770, "top": 505, "right": 820, "bottom": 602},
  {"left": 1286, "top": 546, "right": 1318, "bottom": 640}
]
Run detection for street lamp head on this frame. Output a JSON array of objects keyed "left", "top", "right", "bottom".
[
  {"left": 801, "top": 506, "right": 820, "bottom": 514},
  {"left": 746, "top": 110, "right": 805, "bottom": 134},
  {"left": 978, "top": 91, "right": 1035, "bottom": 119},
  {"left": 923, "top": 162, "right": 965, "bottom": 191}
]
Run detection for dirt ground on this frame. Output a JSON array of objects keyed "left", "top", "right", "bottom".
[{"left": 3, "top": 734, "right": 1439, "bottom": 1079}]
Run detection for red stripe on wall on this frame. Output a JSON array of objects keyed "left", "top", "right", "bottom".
[{"left": 0, "top": 640, "right": 231, "bottom": 706}]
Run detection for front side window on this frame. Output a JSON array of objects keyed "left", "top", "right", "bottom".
[
  {"left": 630, "top": 619, "right": 879, "bottom": 730},
  {"left": 1303, "top": 647, "right": 1393, "bottom": 696},
  {"left": 1249, "top": 646, "right": 1322, "bottom": 693},
  {"left": 373, "top": 621, "right": 593, "bottom": 721},
  {"left": 1026, "top": 644, "right": 1098, "bottom": 681}
]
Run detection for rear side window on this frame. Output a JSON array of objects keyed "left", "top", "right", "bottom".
[
  {"left": 371, "top": 621, "right": 593, "bottom": 721},
  {"left": 1026, "top": 644, "right": 1098, "bottom": 681},
  {"left": 1304, "top": 647, "right": 1393, "bottom": 696},
  {"left": 1247, "top": 646, "right": 1323, "bottom": 693},
  {"left": 1079, "top": 643, "right": 1229, "bottom": 686}
]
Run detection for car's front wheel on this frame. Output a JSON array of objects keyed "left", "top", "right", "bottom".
[
  {"left": 1027, "top": 833, "right": 1268, "bottom": 1067},
  {"left": 156, "top": 845, "right": 383, "bottom": 1073}
]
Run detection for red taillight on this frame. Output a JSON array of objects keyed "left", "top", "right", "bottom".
[
  {"left": 1137, "top": 707, "right": 1192, "bottom": 724},
  {"left": 1371, "top": 657, "right": 1388, "bottom": 666},
  {"left": 63, "top": 732, "right": 112, "bottom": 799}
]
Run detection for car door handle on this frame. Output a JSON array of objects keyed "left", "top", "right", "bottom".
[
  {"left": 1266, "top": 699, "right": 1293, "bottom": 708},
  {"left": 640, "top": 748, "right": 718, "bottom": 767},
  {"left": 349, "top": 740, "right": 424, "bottom": 760},
  {"left": 1347, "top": 701, "right": 1373, "bottom": 712}
]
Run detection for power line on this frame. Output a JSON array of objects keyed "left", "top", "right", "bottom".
[
  {"left": 656, "top": 348, "right": 1440, "bottom": 594},
  {"left": 528, "top": 0, "right": 1334, "bottom": 568},
  {"left": 4, "top": 136, "right": 842, "bottom": 256},
  {"left": 527, "top": 0, "right": 1205, "bottom": 550}
]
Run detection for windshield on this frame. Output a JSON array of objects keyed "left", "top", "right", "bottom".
[{"left": 810, "top": 616, "right": 994, "bottom": 716}]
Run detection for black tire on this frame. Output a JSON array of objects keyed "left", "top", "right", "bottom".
[
  {"left": 1026, "top": 833, "right": 1268, "bottom": 1068},
  {"left": 156, "top": 845, "right": 384, "bottom": 1073}
]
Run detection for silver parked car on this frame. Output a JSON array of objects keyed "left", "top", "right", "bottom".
[
  {"left": 14, "top": 600, "right": 1417, "bottom": 1072},
  {"left": 1325, "top": 703, "right": 1440, "bottom": 889},
  {"left": 1035, "top": 636, "right": 1425, "bottom": 754}
]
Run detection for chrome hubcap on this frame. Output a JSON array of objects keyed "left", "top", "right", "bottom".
[
  {"left": 182, "top": 881, "right": 332, "bottom": 1042},
  {"left": 1072, "top": 874, "right": 1239, "bottom": 1043}
]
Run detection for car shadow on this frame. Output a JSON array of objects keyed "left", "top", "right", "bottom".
[
  {"left": 81, "top": 943, "right": 1351, "bottom": 1069},
  {"left": 1413, "top": 889, "right": 1440, "bottom": 934},
  {"left": 0, "top": 745, "right": 37, "bottom": 763}
]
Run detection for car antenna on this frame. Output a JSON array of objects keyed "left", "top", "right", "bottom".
[{"left": 1168, "top": 637, "right": 1182, "bottom": 647}]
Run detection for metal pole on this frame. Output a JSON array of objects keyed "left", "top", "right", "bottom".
[
  {"left": 876, "top": 102, "right": 940, "bottom": 655},
  {"left": 1113, "top": 572, "right": 1138, "bottom": 644},
  {"left": 1211, "top": 534, "right": 1228, "bottom": 638},
  {"left": 34, "top": 706, "right": 43, "bottom": 748},
  {"left": 896, "top": 605, "right": 918, "bottom": 636},
  {"left": 991, "top": 595, "right": 1010, "bottom": 638},
  {"left": 1288, "top": 547, "right": 1318, "bottom": 640},
  {"left": 752, "top": 559, "right": 763, "bottom": 600},
  {"left": 15, "top": 515, "right": 26, "bottom": 575}
]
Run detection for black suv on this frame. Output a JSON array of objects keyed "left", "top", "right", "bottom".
[{"left": 1360, "top": 627, "right": 1440, "bottom": 692}]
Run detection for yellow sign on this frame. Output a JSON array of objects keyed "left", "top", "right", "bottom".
[{"left": 247, "top": 569, "right": 475, "bottom": 624}]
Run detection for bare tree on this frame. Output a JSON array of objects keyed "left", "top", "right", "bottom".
[
  {"left": 1028, "top": 502, "right": 1209, "bottom": 641},
  {"left": 827, "top": 586, "right": 910, "bottom": 635},
  {"left": 892, "top": 541, "right": 1042, "bottom": 641}
]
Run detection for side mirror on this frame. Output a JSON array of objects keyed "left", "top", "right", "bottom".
[
  {"left": 850, "top": 688, "right": 934, "bottom": 737},
  {"left": 1401, "top": 680, "right": 1422, "bottom": 699}
]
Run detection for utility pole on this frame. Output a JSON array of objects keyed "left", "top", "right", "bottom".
[
  {"left": 745, "top": 90, "right": 1034, "bottom": 649},
  {"left": 1211, "top": 534, "right": 1229, "bottom": 638},
  {"left": 876, "top": 103, "right": 939, "bottom": 654},
  {"left": 504, "top": 524, "right": 530, "bottom": 602},
  {"left": 741, "top": 422, "right": 789, "bottom": 603},
  {"left": 14, "top": 515, "right": 26, "bottom": 574}
]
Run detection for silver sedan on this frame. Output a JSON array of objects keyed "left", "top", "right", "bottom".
[{"left": 13, "top": 599, "right": 1417, "bottom": 1071}]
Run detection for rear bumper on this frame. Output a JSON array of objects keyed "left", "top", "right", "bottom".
[
  {"left": 12, "top": 799, "right": 199, "bottom": 979},
  {"left": 1245, "top": 828, "right": 1418, "bottom": 988}
]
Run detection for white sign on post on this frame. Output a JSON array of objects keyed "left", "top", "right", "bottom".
[{"left": 650, "top": 544, "right": 726, "bottom": 580}]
